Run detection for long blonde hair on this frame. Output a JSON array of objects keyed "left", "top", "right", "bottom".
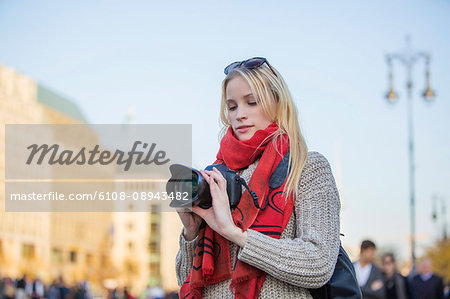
[{"left": 219, "top": 61, "right": 308, "bottom": 198}]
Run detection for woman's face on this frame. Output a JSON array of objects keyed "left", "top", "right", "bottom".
[{"left": 225, "top": 75, "right": 273, "bottom": 141}]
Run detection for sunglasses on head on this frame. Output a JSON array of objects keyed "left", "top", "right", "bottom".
[{"left": 224, "top": 57, "right": 277, "bottom": 77}]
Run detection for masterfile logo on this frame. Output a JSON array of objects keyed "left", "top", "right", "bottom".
[
  {"left": 26, "top": 141, "right": 170, "bottom": 171},
  {"left": 5, "top": 124, "right": 192, "bottom": 212}
]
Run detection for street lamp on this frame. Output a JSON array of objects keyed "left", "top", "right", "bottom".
[{"left": 384, "top": 35, "right": 436, "bottom": 271}]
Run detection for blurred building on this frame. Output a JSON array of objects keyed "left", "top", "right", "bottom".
[
  {"left": 0, "top": 64, "right": 183, "bottom": 294},
  {"left": 0, "top": 64, "right": 112, "bottom": 290}
]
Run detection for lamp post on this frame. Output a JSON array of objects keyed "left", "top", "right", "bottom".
[{"left": 384, "top": 36, "right": 436, "bottom": 271}]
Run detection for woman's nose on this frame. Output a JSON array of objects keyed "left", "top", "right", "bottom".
[{"left": 235, "top": 107, "right": 248, "bottom": 121}]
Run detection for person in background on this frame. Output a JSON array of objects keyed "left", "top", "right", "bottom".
[
  {"left": 382, "top": 253, "right": 414, "bottom": 299},
  {"left": 47, "top": 279, "right": 59, "bottom": 299},
  {"left": 443, "top": 282, "right": 449, "bottom": 299},
  {"left": 24, "top": 276, "right": 33, "bottom": 299},
  {"left": 123, "top": 286, "right": 134, "bottom": 299},
  {"left": 412, "top": 257, "right": 444, "bottom": 299},
  {"left": 31, "top": 278, "right": 45, "bottom": 299},
  {"left": 2, "top": 278, "right": 16, "bottom": 299},
  {"left": 59, "top": 277, "right": 70, "bottom": 299},
  {"left": 107, "top": 287, "right": 118, "bottom": 299},
  {"left": 353, "top": 240, "right": 386, "bottom": 299},
  {"left": 14, "top": 275, "right": 27, "bottom": 299},
  {"left": 141, "top": 284, "right": 165, "bottom": 299}
]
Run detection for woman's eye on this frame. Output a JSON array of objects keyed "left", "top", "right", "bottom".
[
  {"left": 228, "top": 106, "right": 237, "bottom": 111},
  {"left": 248, "top": 102, "right": 257, "bottom": 106}
]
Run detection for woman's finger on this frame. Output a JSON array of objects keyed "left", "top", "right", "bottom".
[
  {"left": 208, "top": 172, "right": 219, "bottom": 191},
  {"left": 208, "top": 169, "right": 226, "bottom": 192},
  {"left": 207, "top": 174, "right": 223, "bottom": 201},
  {"left": 212, "top": 167, "right": 224, "bottom": 178},
  {"left": 203, "top": 169, "right": 212, "bottom": 177},
  {"left": 212, "top": 167, "right": 227, "bottom": 189},
  {"left": 200, "top": 170, "right": 210, "bottom": 180},
  {"left": 207, "top": 169, "right": 220, "bottom": 182},
  {"left": 208, "top": 171, "right": 224, "bottom": 189}
]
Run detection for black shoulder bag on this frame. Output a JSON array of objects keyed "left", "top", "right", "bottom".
[{"left": 308, "top": 242, "right": 362, "bottom": 299}]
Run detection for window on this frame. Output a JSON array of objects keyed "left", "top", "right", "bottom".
[
  {"left": 51, "top": 248, "right": 62, "bottom": 263},
  {"left": 149, "top": 241, "right": 158, "bottom": 252},
  {"left": 22, "top": 243, "right": 35, "bottom": 259},
  {"left": 151, "top": 223, "right": 158, "bottom": 234},
  {"left": 127, "top": 222, "right": 134, "bottom": 230},
  {"left": 70, "top": 250, "right": 77, "bottom": 263},
  {"left": 151, "top": 204, "right": 160, "bottom": 213}
]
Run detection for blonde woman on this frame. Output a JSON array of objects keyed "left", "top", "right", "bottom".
[{"left": 175, "top": 57, "right": 341, "bottom": 298}]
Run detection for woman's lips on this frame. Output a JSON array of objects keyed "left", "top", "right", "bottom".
[{"left": 236, "top": 126, "right": 253, "bottom": 133}]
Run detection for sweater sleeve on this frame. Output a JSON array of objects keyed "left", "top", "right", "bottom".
[
  {"left": 175, "top": 228, "right": 198, "bottom": 287},
  {"left": 237, "top": 151, "right": 341, "bottom": 289}
]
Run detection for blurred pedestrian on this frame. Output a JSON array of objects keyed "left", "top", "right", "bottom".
[
  {"left": 107, "top": 288, "right": 118, "bottom": 299},
  {"left": 31, "top": 278, "right": 45, "bottom": 299},
  {"left": 15, "top": 275, "right": 27, "bottom": 299},
  {"left": 163, "top": 291, "right": 178, "bottom": 299},
  {"left": 81, "top": 280, "right": 92, "bottom": 299},
  {"left": 123, "top": 287, "right": 134, "bottom": 299},
  {"left": 58, "top": 277, "right": 70, "bottom": 299},
  {"left": 47, "top": 279, "right": 61, "bottom": 299},
  {"left": 382, "top": 253, "right": 414, "bottom": 299},
  {"left": 444, "top": 282, "right": 450, "bottom": 299},
  {"left": 24, "top": 276, "right": 33, "bottom": 298},
  {"left": 412, "top": 257, "right": 444, "bottom": 299},
  {"left": 147, "top": 285, "right": 165, "bottom": 299},
  {"left": 2, "top": 278, "right": 16, "bottom": 299},
  {"left": 353, "top": 240, "right": 386, "bottom": 299}
]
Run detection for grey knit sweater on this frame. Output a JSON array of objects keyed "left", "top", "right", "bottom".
[{"left": 175, "top": 151, "right": 341, "bottom": 298}]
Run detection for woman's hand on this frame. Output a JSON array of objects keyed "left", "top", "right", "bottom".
[
  {"left": 176, "top": 209, "right": 203, "bottom": 241},
  {"left": 191, "top": 167, "right": 248, "bottom": 247}
]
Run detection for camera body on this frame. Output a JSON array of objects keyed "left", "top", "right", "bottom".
[
  {"left": 166, "top": 163, "right": 243, "bottom": 209},
  {"left": 167, "top": 151, "right": 290, "bottom": 211}
]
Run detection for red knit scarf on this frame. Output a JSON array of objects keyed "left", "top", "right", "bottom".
[{"left": 179, "top": 122, "right": 294, "bottom": 299}]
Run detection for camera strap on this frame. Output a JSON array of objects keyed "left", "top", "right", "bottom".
[
  {"left": 237, "top": 176, "right": 260, "bottom": 208},
  {"left": 238, "top": 150, "right": 290, "bottom": 210}
]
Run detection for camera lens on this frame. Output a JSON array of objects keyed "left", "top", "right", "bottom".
[
  {"left": 174, "top": 172, "right": 198, "bottom": 198},
  {"left": 167, "top": 164, "right": 211, "bottom": 208}
]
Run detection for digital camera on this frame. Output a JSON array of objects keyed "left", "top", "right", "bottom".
[{"left": 166, "top": 163, "right": 244, "bottom": 209}]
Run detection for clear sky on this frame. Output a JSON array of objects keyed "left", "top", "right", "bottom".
[{"left": 1, "top": 0, "right": 449, "bottom": 263}]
